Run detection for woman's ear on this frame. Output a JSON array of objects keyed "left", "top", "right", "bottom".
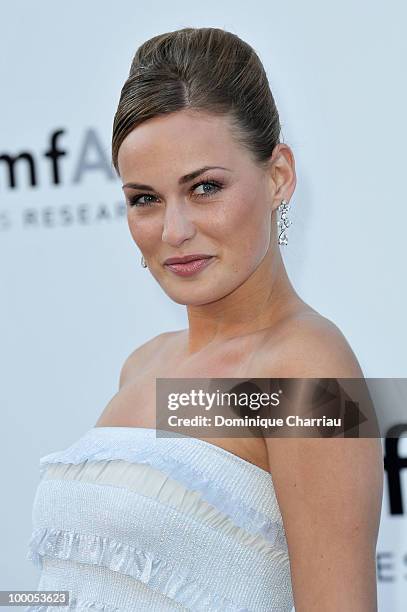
[{"left": 267, "top": 143, "right": 297, "bottom": 213}]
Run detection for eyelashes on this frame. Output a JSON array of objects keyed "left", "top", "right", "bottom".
[{"left": 127, "top": 178, "right": 223, "bottom": 208}]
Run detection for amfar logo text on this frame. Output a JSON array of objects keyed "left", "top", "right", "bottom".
[
  {"left": 384, "top": 424, "right": 407, "bottom": 515},
  {"left": 0, "top": 128, "right": 116, "bottom": 189}
]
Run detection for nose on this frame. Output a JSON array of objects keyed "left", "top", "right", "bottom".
[{"left": 161, "top": 201, "right": 196, "bottom": 246}]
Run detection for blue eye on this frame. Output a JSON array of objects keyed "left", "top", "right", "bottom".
[
  {"left": 128, "top": 194, "right": 157, "bottom": 207},
  {"left": 127, "top": 178, "right": 223, "bottom": 208},
  {"left": 192, "top": 180, "right": 222, "bottom": 198}
]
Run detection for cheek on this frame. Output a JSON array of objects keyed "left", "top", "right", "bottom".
[
  {"left": 127, "top": 214, "right": 158, "bottom": 251},
  {"left": 216, "top": 194, "right": 270, "bottom": 258}
]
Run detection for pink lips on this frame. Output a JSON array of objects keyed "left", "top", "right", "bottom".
[{"left": 164, "top": 256, "right": 215, "bottom": 277}]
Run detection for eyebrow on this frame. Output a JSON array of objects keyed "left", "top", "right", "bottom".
[{"left": 122, "top": 166, "right": 231, "bottom": 191}]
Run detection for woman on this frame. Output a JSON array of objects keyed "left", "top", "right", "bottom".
[{"left": 27, "top": 27, "right": 383, "bottom": 611}]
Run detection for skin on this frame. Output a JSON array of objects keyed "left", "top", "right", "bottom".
[
  {"left": 118, "top": 108, "right": 309, "bottom": 353},
  {"left": 100, "top": 107, "right": 384, "bottom": 611}
]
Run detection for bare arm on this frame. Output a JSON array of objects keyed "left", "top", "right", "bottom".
[{"left": 264, "top": 319, "right": 384, "bottom": 611}]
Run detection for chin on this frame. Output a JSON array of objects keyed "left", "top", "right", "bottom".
[
  {"left": 156, "top": 268, "right": 242, "bottom": 305},
  {"left": 165, "top": 285, "right": 233, "bottom": 307},
  {"left": 166, "top": 293, "right": 214, "bottom": 307}
]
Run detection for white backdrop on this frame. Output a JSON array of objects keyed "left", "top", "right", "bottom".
[{"left": 1, "top": 1, "right": 406, "bottom": 610}]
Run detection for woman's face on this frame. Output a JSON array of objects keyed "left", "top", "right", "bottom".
[{"left": 118, "top": 109, "right": 279, "bottom": 306}]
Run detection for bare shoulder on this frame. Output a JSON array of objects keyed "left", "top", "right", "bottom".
[
  {"left": 118, "top": 331, "right": 179, "bottom": 389},
  {"left": 262, "top": 311, "right": 383, "bottom": 608},
  {"left": 261, "top": 310, "right": 364, "bottom": 378}
]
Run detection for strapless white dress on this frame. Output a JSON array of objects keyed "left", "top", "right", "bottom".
[{"left": 26, "top": 427, "right": 294, "bottom": 611}]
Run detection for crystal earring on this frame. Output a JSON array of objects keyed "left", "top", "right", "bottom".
[
  {"left": 277, "top": 199, "right": 292, "bottom": 246},
  {"left": 140, "top": 255, "right": 147, "bottom": 268}
]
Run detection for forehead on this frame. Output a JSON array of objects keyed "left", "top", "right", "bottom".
[{"left": 117, "top": 109, "right": 244, "bottom": 179}]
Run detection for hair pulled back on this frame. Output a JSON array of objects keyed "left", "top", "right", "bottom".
[{"left": 111, "top": 27, "right": 281, "bottom": 175}]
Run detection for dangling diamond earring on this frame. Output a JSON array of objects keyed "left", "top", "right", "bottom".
[
  {"left": 277, "top": 199, "right": 292, "bottom": 246},
  {"left": 140, "top": 255, "right": 147, "bottom": 268}
]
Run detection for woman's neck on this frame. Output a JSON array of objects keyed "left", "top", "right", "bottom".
[{"left": 185, "top": 247, "right": 305, "bottom": 354}]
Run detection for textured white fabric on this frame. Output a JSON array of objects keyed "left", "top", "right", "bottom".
[{"left": 26, "top": 427, "right": 294, "bottom": 611}]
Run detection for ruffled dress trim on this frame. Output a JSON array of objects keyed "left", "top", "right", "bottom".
[
  {"left": 27, "top": 527, "right": 250, "bottom": 612},
  {"left": 38, "top": 428, "right": 287, "bottom": 549}
]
